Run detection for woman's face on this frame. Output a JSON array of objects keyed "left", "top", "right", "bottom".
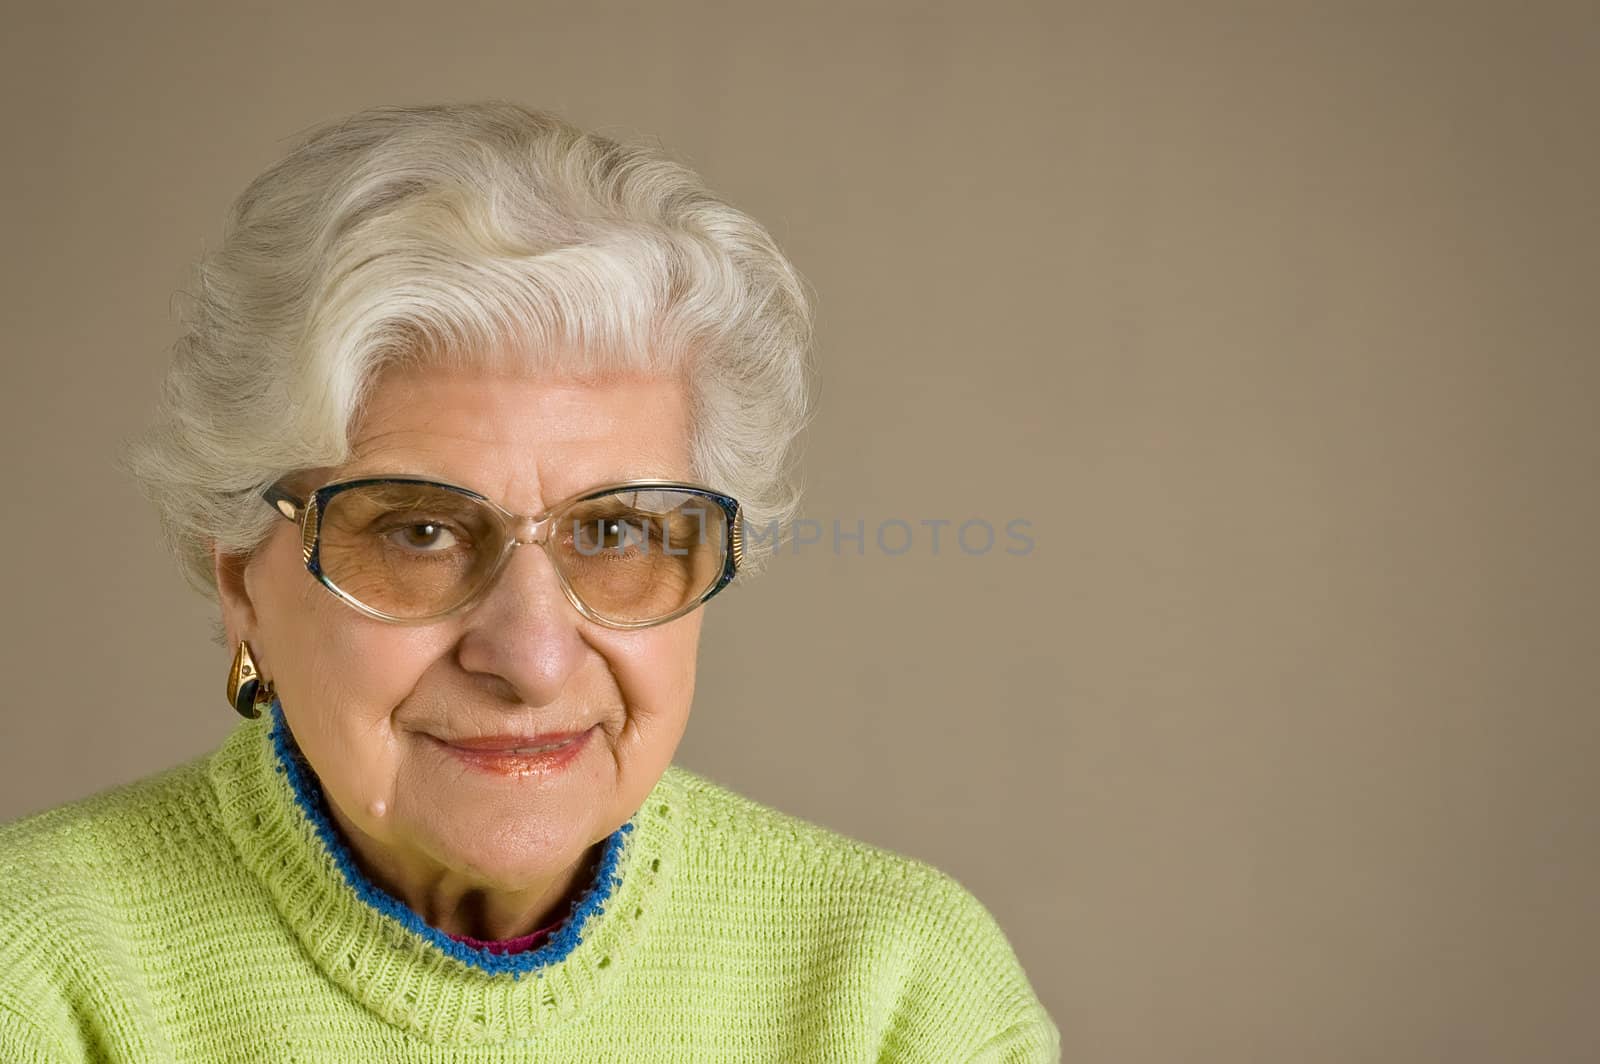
[{"left": 217, "top": 361, "right": 703, "bottom": 905}]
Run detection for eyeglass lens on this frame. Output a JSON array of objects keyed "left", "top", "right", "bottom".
[{"left": 314, "top": 482, "right": 729, "bottom": 624}]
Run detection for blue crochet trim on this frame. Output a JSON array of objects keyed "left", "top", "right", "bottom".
[{"left": 265, "top": 699, "right": 634, "bottom": 980}]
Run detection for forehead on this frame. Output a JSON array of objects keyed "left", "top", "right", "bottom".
[{"left": 339, "top": 362, "right": 693, "bottom": 507}]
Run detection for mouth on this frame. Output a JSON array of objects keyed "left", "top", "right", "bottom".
[
  {"left": 438, "top": 729, "right": 595, "bottom": 754},
  {"left": 428, "top": 726, "right": 596, "bottom": 778}
]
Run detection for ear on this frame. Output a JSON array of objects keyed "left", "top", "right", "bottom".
[{"left": 212, "top": 540, "right": 259, "bottom": 649}]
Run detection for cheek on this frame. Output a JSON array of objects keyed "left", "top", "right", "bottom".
[
  {"left": 302, "top": 625, "right": 432, "bottom": 721},
  {"left": 603, "top": 618, "right": 702, "bottom": 751},
  {"left": 268, "top": 592, "right": 446, "bottom": 797}
]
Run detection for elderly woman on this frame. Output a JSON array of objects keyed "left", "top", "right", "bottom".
[{"left": 0, "top": 102, "right": 1058, "bottom": 1062}]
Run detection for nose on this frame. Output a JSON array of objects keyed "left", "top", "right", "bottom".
[
  {"left": 508, "top": 514, "right": 548, "bottom": 547},
  {"left": 453, "top": 540, "right": 587, "bottom": 707}
]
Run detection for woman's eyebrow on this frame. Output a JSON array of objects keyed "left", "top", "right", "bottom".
[{"left": 331, "top": 467, "right": 473, "bottom": 488}]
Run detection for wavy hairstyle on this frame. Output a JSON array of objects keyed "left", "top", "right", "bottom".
[{"left": 124, "top": 102, "right": 816, "bottom": 610}]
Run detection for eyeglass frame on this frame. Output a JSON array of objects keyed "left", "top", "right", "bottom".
[{"left": 260, "top": 474, "right": 744, "bottom": 630}]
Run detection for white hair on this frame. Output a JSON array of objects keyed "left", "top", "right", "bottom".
[{"left": 123, "top": 101, "right": 816, "bottom": 604}]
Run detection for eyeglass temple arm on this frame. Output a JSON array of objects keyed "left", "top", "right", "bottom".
[{"left": 262, "top": 484, "right": 306, "bottom": 524}]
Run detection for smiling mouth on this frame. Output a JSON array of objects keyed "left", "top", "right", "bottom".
[
  {"left": 436, "top": 728, "right": 595, "bottom": 754},
  {"left": 427, "top": 727, "right": 596, "bottom": 778}
]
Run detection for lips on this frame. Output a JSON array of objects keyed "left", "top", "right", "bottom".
[
  {"left": 441, "top": 729, "right": 593, "bottom": 753},
  {"left": 431, "top": 725, "right": 596, "bottom": 779}
]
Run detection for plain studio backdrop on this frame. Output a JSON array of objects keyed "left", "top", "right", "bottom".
[{"left": 2, "top": 3, "right": 1597, "bottom": 1061}]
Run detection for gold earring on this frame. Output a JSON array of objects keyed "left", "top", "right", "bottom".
[{"left": 226, "top": 640, "right": 276, "bottom": 720}]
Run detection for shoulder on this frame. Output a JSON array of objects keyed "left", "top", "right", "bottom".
[
  {"left": 0, "top": 753, "right": 216, "bottom": 901},
  {"left": 0, "top": 755, "right": 217, "bottom": 1056},
  {"left": 661, "top": 761, "right": 1003, "bottom": 921},
  {"left": 657, "top": 764, "right": 1061, "bottom": 1061}
]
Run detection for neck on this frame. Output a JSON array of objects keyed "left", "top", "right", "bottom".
[{"left": 321, "top": 795, "right": 604, "bottom": 942}]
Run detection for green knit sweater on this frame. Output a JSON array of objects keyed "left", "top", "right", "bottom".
[{"left": 0, "top": 706, "right": 1059, "bottom": 1061}]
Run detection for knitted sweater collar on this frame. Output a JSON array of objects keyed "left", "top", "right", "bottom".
[{"left": 205, "top": 700, "right": 683, "bottom": 1046}]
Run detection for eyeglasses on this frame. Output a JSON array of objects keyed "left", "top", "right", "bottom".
[{"left": 261, "top": 475, "right": 743, "bottom": 629}]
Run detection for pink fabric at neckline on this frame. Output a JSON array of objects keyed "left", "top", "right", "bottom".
[{"left": 445, "top": 916, "right": 566, "bottom": 955}]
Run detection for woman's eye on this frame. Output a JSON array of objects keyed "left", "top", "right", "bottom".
[
  {"left": 575, "top": 517, "right": 650, "bottom": 554},
  {"left": 600, "top": 520, "right": 646, "bottom": 549},
  {"left": 385, "top": 522, "right": 460, "bottom": 552}
]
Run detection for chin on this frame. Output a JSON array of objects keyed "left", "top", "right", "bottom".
[{"left": 433, "top": 823, "right": 597, "bottom": 885}]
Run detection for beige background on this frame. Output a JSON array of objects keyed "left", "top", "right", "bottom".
[{"left": 3, "top": 3, "right": 1598, "bottom": 1060}]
